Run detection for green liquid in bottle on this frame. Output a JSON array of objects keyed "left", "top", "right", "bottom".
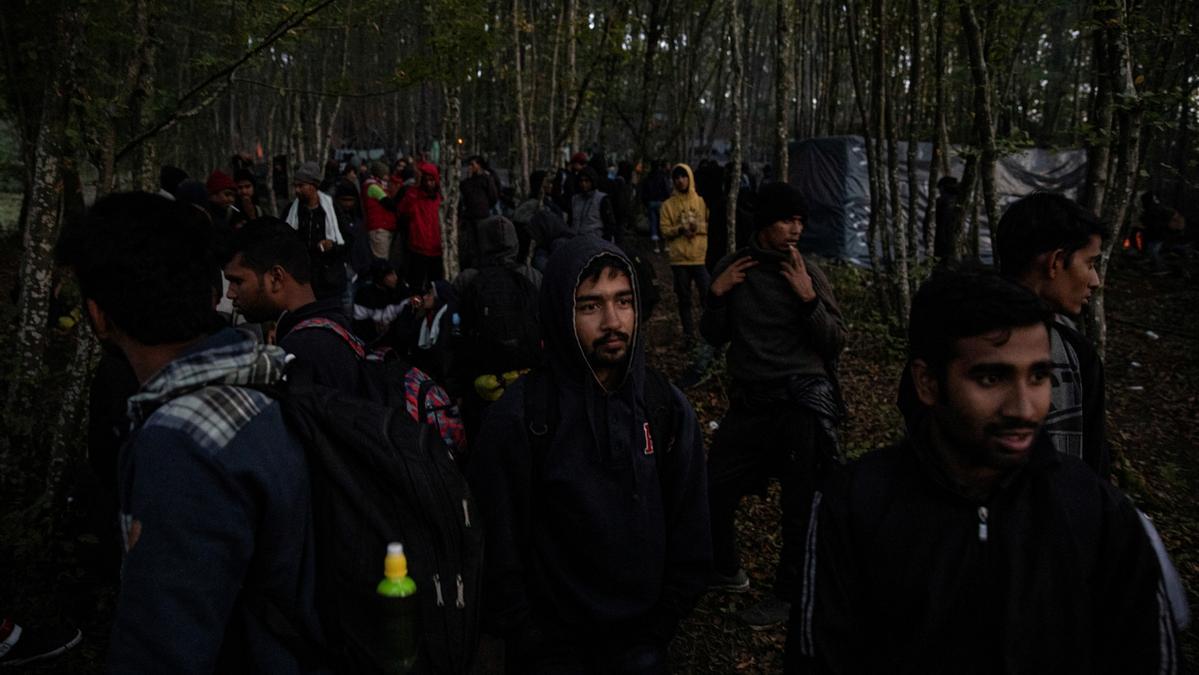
[{"left": 377, "top": 542, "right": 418, "bottom": 674}]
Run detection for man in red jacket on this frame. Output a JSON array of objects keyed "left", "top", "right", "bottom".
[
  {"left": 398, "top": 161, "right": 444, "bottom": 287},
  {"left": 360, "top": 160, "right": 396, "bottom": 260}
]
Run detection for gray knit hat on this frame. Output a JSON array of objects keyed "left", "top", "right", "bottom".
[{"left": 294, "top": 161, "right": 322, "bottom": 186}]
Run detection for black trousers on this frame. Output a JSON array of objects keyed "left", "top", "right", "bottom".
[
  {"left": 708, "top": 398, "right": 835, "bottom": 601},
  {"left": 670, "top": 264, "right": 711, "bottom": 338}
]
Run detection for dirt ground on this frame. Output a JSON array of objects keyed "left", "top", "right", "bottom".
[{"left": 2, "top": 236, "right": 1195, "bottom": 673}]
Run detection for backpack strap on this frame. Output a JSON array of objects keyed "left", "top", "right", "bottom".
[
  {"left": 290, "top": 317, "right": 367, "bottom": 360},
  {"left": 522, "top": 369, "right": 557, "bottom": 474}
]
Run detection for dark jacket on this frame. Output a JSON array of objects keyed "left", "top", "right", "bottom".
[
  {"left": 277, "top": 297, "right": 364, "bottom": 395},
  {"left": 467, "top": 236, "right": 711, "bottom": 649},
  {"left": 108, "top": 329, "right": 321, "bottom": 674},
  {"left": 461, "top": 172, "right": 499, "bottom": 222},
  {"left": 791, "top": 432, "right": 1179, "bottom": 674},
  {"left": 701, "top": 236, "right": 846, "bottom": 387},
  {"left": 386, "top": 281, "right": 460, "bottom": 395}
]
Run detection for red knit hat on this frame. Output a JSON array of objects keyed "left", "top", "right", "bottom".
[
  {"left": 570, "top": 151, "right": 588, "bottom": 165},
  {"left": 206, "top": 170, "right": 236, "bottom": 195}
]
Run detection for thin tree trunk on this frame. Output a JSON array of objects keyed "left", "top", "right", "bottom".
[
  {"left": 725, "top": 0, "right": 744, "bottom": 256},
  {"left": 1082, "top": 8, "right": 1115, "bottom": 215},
  {"left": 441, "top": 85, "right": 463, "bottom": 278},
  {"left": 923, "top": 0, "right": 947, "bottom": 255},
  {"left": 565, "top": 0, "right": 578, "bottom": 154},
  {"left": 43, "top": 323, "right": 101, "bottom": 506},
  {"left": 959, "top": 0, "right": 999, "bottom": 239},
  {"left": 318, "top": 0, "right": 353, "bottom": 165},
  {"left": 548, "top": 8, "right": 562, "bottom": 164},
  {"left": 774, "top": 0, "right": 794, "bottom": 180},
  {"left": 513, "top": 0, "right": 530, "bottom": 196},
  {"left": 905, "top": 0, "right": 923, "bottom": 263}
]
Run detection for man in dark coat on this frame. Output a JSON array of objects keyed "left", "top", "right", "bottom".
[
  {"left": 468, "top": 236, "right": 711, "bottom": 673},
  {"left": 701, "top": 182, "right": 847, "bottom": 629},
  {"left": 789, "top": 268, "right": 1181, "bottom": 674}
]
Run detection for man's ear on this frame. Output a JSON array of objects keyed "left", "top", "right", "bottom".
[
  {"left": 86, "top": 298, "right": 111, "bottom": 340},
  {"left": 265, "top": 266, "right": 287, "bottom": 293},
  {"left": 1044, "top": 248, "right": 1068, "bottom": 279},
  {"left": 910, "top": 359, "right": 940, "bottom": 407}
]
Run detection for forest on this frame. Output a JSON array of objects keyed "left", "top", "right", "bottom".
[{"left": 1, "top": 0, "right": 1197, "bottom": 671}]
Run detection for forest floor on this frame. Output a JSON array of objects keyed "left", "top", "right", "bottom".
[{"left": 0, "top": 230, "right": 1195, "bottom": 673}]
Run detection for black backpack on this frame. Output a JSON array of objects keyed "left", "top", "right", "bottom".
[
  {"left": 464, "top": 265, "right": 541, "bottom": 374},
  {"left": 254, "top": 356, "right": 482, "bottom": 673}
]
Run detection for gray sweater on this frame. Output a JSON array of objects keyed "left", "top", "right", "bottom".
[{"left": 700, "top": 236, "right": 846, "bottom": 387}]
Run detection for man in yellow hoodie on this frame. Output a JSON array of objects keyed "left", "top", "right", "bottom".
[{"left": 660, "top": 163, "right": 710, "bottom": 346}]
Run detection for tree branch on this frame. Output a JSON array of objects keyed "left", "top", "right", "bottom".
[{"left": 114, "top": 0, "right": 338, "bottom": 162}]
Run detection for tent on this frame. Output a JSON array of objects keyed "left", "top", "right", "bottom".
[{"left": 788, "top": 136, "right": 1088, "bottom": 265}]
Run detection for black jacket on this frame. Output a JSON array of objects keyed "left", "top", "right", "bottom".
[
  {"left": 466, "top": 236, "right": 711, "bottom": 650},
  {"left": 277, "top": 297, "right": 364, "bottom": 395},
  {"left": 790, "top": 433, "right": 1179, "bottom": 674}
]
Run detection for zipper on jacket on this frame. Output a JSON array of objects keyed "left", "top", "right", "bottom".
[
  {"left": 433, "top": 573, "right": 445, "bottom": 607},
  {"left": 977, "top": 506, "right": 989, "bottom": 542},
  {"left": 462, "top": 498, "right": 471, "bottom": 527},
  {"left": 456, "top": 574, "right": 465, "bottom": 608}
]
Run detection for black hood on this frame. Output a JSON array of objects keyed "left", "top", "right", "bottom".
[
  {"left": 539, "top": 235, "right": 644, "bottom": 391},
  {"left": 477, "top": 215, "right": 520, "bottom": 266}
]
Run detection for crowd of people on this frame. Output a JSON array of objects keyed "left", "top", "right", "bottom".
[{"left": 1, "top": 145, "right": 1189, "bottom": 674}]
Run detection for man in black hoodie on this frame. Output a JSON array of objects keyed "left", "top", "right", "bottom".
[
  {"left": 468, "top": 236, "right": 711, "bottom": 673},
  {"left": 789, "top": 268, "right": 1180, "bottom": 673}
]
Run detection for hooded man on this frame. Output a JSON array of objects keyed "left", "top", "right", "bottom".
[
  {"left": 397, "top": 160, "right": 444, "bottom": 287},
  {"left": 659, "top": 163, "right": 710, "bottom": 346},
  {"left": 569, "top": 166, "right": 617, "bottom": 241},
  {"left": 361, "top": 160, "right": 397, "bottom": 260},
  {"left": 467, "top": 236, "right": 711, "bottom": 673},
  {"left": 701, "top": 181, "right": 847, "bottom": 629}
]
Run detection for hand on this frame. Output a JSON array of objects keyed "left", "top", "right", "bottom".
[
  {"left": 781, "top": 247, "right": 816, "bottom": 301},
  {"left": 710, "top": 256, "right": 759, "bottom": 297},
  {"left": 319, "top": 239, "right": 334, "bottom": 252}
]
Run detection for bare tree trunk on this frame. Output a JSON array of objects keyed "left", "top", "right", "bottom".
[
  {"left": 959, "top": 0, "right": 999, "bottom": 239},
  {"left": 923, "top": 0, "right": 947, "bottom": 254},
  {"left": 318, "top": 0, "right": 353, "bottom": 165},
  {"left": 43, "top": 323, "right": 101, "bottom": 506},
  {"left": 725, "top": 0, "right": 744, "bottom": 256},
  {"left": 905, "top": 0, "right": 923, "bottom": 262},
  {"left": 8, "top": 3, "right": 86, "bottom": 420},
  {"left": 548, "top": 8, "right": 562, "bottom": 165},
  {"left": 1082, "top": 7, "right": 1115, "bottom": 215},
  {"left": 513, "top": 0, "right": 530, "bottom": 196},
  {"left": 1087, "top": 1, "right": 1142, "bottom": 358},
  {"left": 441, "top": 85, "right": 463, "bottom": 279},
  {"left": 564, "top": 0, "right": 579, "bottom": 154},
  {"left": 774, "top": 0, "right": 794, "bottom": 180}
]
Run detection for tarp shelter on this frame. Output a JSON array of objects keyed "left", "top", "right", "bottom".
[{"left": 788, "top": 135, "right": 1088, "bottom": 265}]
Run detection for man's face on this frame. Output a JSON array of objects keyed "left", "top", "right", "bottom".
[
  {"left": 917, "top": 324, "right": 1053, "bottom": 472},
  {"left": 541, "top": 175, "right": 554, "bottom": 195},
  {"left": 469, "top": 159, "right": 482, "bottom": 176},
  {"left": 574, "top": 268, "right": 636, "bottom": 375},
  {"left": 336, "top": 195, "right": 356, "bottom": 213},
  {"left": 758, "top": 216, "right": 804, "bottom": 253},
  {"left": 211, "top": 189, "right": 235, "bottom": 208},
  {"left": 294, "top": 181, "right": 317, "bottom": 202},
  {"left": 421, "top": 173, "right": 437, "bottom": 194},
  {"left": 673, "top": 173, "right": 690, "bottom": 192},
  {"left": 578, "top": 176, "right": 593, "bottom": 193},
  {"left": 571, "top": 160, "right": 585, "bottom": 173},
  {"left": 223, "top": 253, "right": 283, "bottom": 323},
  {"left": 1044, "top": 234, "right": 1102, "bottom": 315},
  {"left": 237, "top": 180, "right": 254, "bottom": 200}
]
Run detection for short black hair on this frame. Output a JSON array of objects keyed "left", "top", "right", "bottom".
[
  {"left": 671, "top": 165, "right": 689, "bottom": 180},
  {"left": 57, "top": 191, "right": 224, "bottom": 345},
  {"left": 228, "top": 218, "right": 311, "bottom": 284},
  {"left": 908, "top": 266, "right": 1052, "bottom": 376},
  {"left": 468, "top": 155, "right": 487, "bottom": 168},
  {"left": 579, "top": 253, "right": 632, "bottom": 287},
  {"left": 995, "top": 193, "right": 1107, "bottom": 277}
]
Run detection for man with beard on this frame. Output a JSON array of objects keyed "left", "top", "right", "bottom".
[
  {"left": 467, "top": 236, "right": 711, "bottom": 673},
  {"left": 223, "top": 218, "right": 363, "bottom": 395},
  {"left": 789, "top": 268, "right": 1180, "bottom": 673}
]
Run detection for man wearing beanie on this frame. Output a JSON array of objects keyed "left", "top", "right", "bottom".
[
  {"left": 205, "top": 170, "right": 243, "bottom": 230},
  {"left": 700, "top": 181, "right": 847, "bottom": 629},
  {"left": 286, "top": 160, "right": 347, "bottom": 299}
]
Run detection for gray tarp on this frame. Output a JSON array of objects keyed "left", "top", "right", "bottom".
[{"left": 788, "top": 135, "right": 1087, "bottom": 265}]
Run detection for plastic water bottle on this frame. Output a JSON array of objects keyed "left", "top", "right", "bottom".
[{"left": 377, "top": 542, "right": 418, "bottom": 673}]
